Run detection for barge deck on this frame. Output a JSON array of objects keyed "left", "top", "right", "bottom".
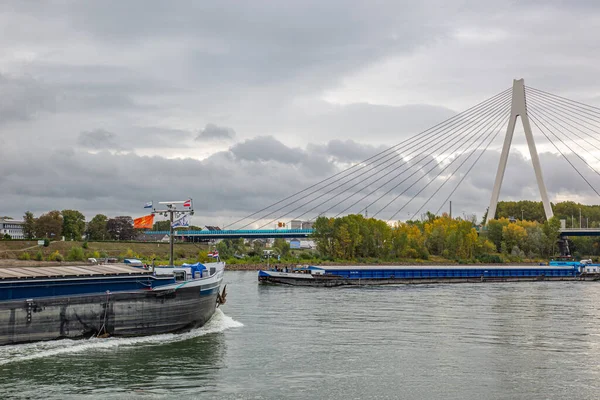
[{"left": 258, "top": 264, "right": 588, "bottom": 286}]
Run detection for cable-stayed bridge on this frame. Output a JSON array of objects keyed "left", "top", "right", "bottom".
[{"left": 149, "top": 79, "right": 600, "bottom": 243}]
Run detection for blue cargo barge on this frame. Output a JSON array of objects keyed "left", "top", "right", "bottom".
[
  {"left": 0, "top": 262, "right": 226, "bottom": 345},
  {"left": 258, "top": 264, "right": 589, "bottom": 286}
]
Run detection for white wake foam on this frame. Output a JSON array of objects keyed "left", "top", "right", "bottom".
[{"left": 0, "top": 309, "right": 243, "bottom": 366}]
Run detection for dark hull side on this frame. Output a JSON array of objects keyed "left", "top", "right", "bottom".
[
  {"left": 0, "top": 285, "right": 219, "bottom": 346},
  {"left": 259, "top": 275, "right": 586, "bottom": 287}
]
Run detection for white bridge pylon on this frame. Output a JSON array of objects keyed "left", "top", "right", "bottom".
[{"left": 487, "top": 78, "right": 554, "bottom": 222}]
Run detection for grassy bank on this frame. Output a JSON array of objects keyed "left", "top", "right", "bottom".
[
  {"left": 0, "top": 240, "right": 208, "bottom": 263},
  {"left": 0, "top": 240, "right": 547, "bottom": 269}
]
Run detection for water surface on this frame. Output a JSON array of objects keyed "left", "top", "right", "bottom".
[{"left": 1, "top": 271, "right": 600, "bottom": 399}]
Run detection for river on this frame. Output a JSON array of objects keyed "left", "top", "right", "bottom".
[{"left": 1, "top": 271, "right": 600, "bottom": 399}]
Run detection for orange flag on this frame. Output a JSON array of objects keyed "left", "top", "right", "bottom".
[{"left": 134, "top": 214, "right": 154, "bottom": 229}]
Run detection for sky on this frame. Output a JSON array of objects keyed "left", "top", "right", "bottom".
[{"left": 2, "top": 0, "right": 600, "bottom": 227}]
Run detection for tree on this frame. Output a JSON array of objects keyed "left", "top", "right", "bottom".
[
  {"left": 273, "top": 238, "right": 290, "bottom": 257},
  {"left": 542, "top": 217, "right": 561, "bottom": 257},
  {"left": 61, "top": 209, "right": 86, "bottom": 241},
  {"left": 153, "top": 220, "right": 171, "bottom": 231},
  {"left": 35, "top": 210, "right": 63, "bottom": 239},
  {"left": 502, "top": 224, "right": 527, "bottom": 254},
  {"left": 106, "top": 216, "right": 135, "bottom": 240},
  {"left": 87, "top": 214, "right": 109, "bottom": 240},
  {"left": 486, "top": 218, "right": 509, "bottom": 252},
  {"left": 22, "top": 211, "right": 36, "bottom": 239},
  {"left": 216, "top": 240, "right": 233, "bottom": 259}
]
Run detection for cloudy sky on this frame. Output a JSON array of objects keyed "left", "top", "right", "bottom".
[{"left": 2, "top": 0, "right": 600, "bottom": 227}]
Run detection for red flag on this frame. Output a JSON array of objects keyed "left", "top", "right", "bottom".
[
  {"left": 183, "top": 199, "right": 192, "bottom": 208},
  {"left": 134, "top": 214, "right": 154, "bottom": 229}
]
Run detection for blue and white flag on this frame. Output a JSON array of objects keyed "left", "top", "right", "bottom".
[
  {"left": 172, "top": 214, "right": 191, "bottom": 228},
  {"left": 144, "top": 201, "right": 153, "bottom": 209}
]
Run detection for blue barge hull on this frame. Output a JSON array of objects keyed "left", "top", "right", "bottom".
[
  {"left": 0, "top": 263, "right": 225, "bottom": 345},
  {"left": 258, "top": 265, "right": 584, "bottom": 286}
]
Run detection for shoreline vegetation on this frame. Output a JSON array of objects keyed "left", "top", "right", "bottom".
[{"left": 4, "top": 200, "right": 600, "bottom": 269}]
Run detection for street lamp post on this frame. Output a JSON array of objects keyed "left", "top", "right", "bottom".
[{"left": 521, "top": 209, "right": 524, "bottom": 221}]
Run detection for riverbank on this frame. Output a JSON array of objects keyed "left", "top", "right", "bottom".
[{"left": 0, "top": 259, "right": 546, "bottom": 270}]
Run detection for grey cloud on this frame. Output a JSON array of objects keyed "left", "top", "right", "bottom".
[
  {"left": 77, "top": 129, "right": 126, "bottom": 151},
  {"left": 230, "top": 136, "right": 305, "bottom": 164},
  {"left": 195, "top": 123, "right": 236, "bottom": 141},
  {"left": 3, "top": 0, "right": 600, "bottom": 225},
  {"left": 0, "top": 73, "right": 55, "bottom": 124},
  {"left": 3, "top": 134, "right": 597, "bottom": 226}
]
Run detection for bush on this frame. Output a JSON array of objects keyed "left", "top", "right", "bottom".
[
  {"left": 82, "top": 241, "right": 89, "bottom": 249},
  {"left": 67, "top": 246, "right": 85, "bottom": 261},
  {"left": 476, "top": 254, "right": 503, "bottom": 263},
  {"left": 17, "top": 252, "right": 30, "bottom": 260},
  {"left": 122, "top": 248, "right": 139, "bottom": 259},
  {"left": 99, "top": 251, "right": 109, "bottom": 258},
  {"left": 49, "top": 250, "right": 64, "bottom": 262},
  {"left": 35, "top": 251, "right": 44, "bottom": 261},
  {"left": 43, "top": 239, "right": 50, "bottom": 247}
]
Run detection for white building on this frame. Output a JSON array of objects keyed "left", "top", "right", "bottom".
[{"left": 0, "top": 218, "right": 25, "bottom": 239}]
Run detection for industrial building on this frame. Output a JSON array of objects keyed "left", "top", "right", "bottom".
[{"left": 0, "top": 218, "right": 25, "bottom": 239}]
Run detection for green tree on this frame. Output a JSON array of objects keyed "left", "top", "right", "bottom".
[
  {"left": 106, "top": 216, "right": 135, "bottom": 240},
  {"left": 35, "top": 210, "right": 63, "bottom": 239},
  {"left": 542, "top": 217, "right": 561, "bottom": 257},
  {"left": 486, "top": 218, "right": 510, "bottom": 252},
  {"left": 273, "top": 238, "right": 291, "bottom": 257},
  {"left": 153, "top": 220, "right": 171, "bottom": 231},
  {"left": 22, "top": 211, "right": 36, "bottom": 239},
  {"left": 66, "top": 246, "right": 85, "bottom": 261},
  {"left": 252, "top": 240, "right": 265, "bottom": 255},
  {"left": 87, "top": 214, "right": 109, "bottom": 240},
  {"left": 312, "top": 216, "right": 335, "bottom": 256},
  {"left": 61, "top": 209, "right": 86, "bottom": 240},
  {"left": 216, "top": 240, "right": 233, "bottom": 259}
]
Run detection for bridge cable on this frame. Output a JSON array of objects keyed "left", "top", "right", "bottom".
[
  {"left": 527, "top": 103, "right": 600, "bottom": 165},
  {"left": 246, "top": 90, "right": 511, "bottom": 229},
  {"left": 243, "top": 91, "right": 512, "bottom": 229},
  {"left": 410, "top": 112, "right": 510, "bottom": 220},
  {"left": 528, "top": 113, "right": 600, "bottom": 198},
  {"left": 382, "top": 102, "right": 512, "bottom": 221},
  {"left": 280, "top": 94, "right": 512, "bottom": 225},
  {"left": 337, "top": 98, "right": 512, "bottom": 220},
  {"left": 528, "top": 108, "right": 600, "bottom": 180},
  {"left": 526, "top": 94, "right": 600, "bottom": 153},
  {"left": 525, "top": 89, "right": 600, "bottom": 146},
  {"left": 527, "top": 86, "right": 600, "bottom": 115},
  {"left": 526, "top": 87, "right": 600, "bottom": 127},
  {"left": 432, "top": 116, "right": 508, "bottom": 216},
  {"left": 292, "top": 95, "right": 513, "bottom": 222},
  {"left": 226, "top": 87, "right": 511, "bottom": 229}
]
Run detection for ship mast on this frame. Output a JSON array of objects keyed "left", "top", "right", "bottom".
[{"left": 151, "top": 200, "right": 194, "bottom": 266}]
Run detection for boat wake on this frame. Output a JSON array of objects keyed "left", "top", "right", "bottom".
[{"left": 0, "top": 309, "right": 243, "bottom": 366}]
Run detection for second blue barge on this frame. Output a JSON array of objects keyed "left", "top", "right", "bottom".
[{"left": 258, "top": 264, "right": 588, "bottom": 286}]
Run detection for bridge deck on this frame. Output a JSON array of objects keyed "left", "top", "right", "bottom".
[{"left": 144, "top": 229, "right": 314, "bottom": 239}]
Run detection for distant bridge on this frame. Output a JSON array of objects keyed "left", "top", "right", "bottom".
[
  {"left": 559, "top": 228, "right": 600, "bottom": 237},
  {"left": 145, "top": 229, "right": 314, "bottom": 240}
]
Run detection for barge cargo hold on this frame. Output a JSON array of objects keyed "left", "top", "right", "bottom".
[
  {"left": 258, "top": 264, "right": 586, "bottom": 287},
  {"left": 0, "top": 262, "right": 225, "bottom": 345}
]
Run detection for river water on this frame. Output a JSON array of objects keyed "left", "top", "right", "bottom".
[{"left": 1, "top": 271, "right": 600, "bottom": 399}]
